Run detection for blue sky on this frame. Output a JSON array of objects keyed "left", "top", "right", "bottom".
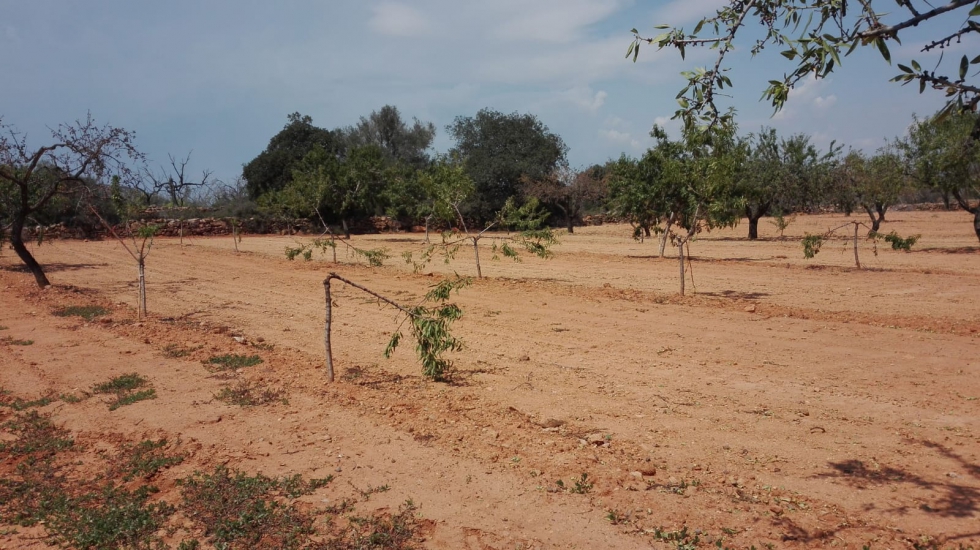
[{"left": 2, "top": 0, "right": 974, "bottom": 184}]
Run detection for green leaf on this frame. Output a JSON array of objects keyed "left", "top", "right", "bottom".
[
  {"left": 972, "top": 54, "right": 980, "bottom": 65},
  {"left": 875, "top": 38, "right": 891, "bottom": 64},
  {"left": 911, "top": 59, "right": 921, "bottom": 71},
  {"left": 626, "top": 42, "right": 635, "bottom": 59},
  {"left": 897, "top": 63, "right": 913, "bottom": 73},
  {"left": 970, "top": 4, "right": 980, "bottom": 16},
  {"left": 960, "top": 55, "right": 969, "bottom": 79},
  {"left": 781, "top": 50, "right": 797, "bottom": 60}
]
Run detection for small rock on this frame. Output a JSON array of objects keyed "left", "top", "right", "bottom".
[
  {"left": 667, "top": 476, "right": 679, "bottom": 486},
  {"left": 639, "top": 467, "right": 657, "bottom": 477},
  {"left": 256, "top": 336, "right": 265, "bottom": 343},
  {"left": 586, "top": 433, "right": 606, "bottom": 445},
  {"left": 519, "top": 355, "right": 530, "bottom": 362},
  {"left": 629, "top": 471, "right": 643, "bottom": 479},
  {"left": 770, "top": 506, "right": 783, "bottom": 516},
  {"left": 233, "top": 336, "right": 246, "bottom": 344},
  {"left": 745, "top": 304, "right": 757, "bottom": 313},
  {"left": 540, "top": 418, "right": 564, "bottom": 428}
]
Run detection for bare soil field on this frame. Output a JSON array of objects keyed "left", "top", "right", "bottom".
[{"left": 1, "top": 211, "right": 978, "bottom": 549}]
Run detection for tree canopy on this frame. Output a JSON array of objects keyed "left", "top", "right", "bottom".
[
  {"left": 448, "top": 109, "right": 568, "bottom": 220},
  {"left": 629, "top": 0, "right": 980, "bottom": 131},
  {"left": 242, "top": 113, "right": 342, "bottom": 200}
]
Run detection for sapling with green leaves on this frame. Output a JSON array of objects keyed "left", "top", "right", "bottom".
[
  {"left": 802, "top": 221, "right": 920, "bottom": 269},
  {"left": 322, "top": 273, "right": 469, "bottom": 382},
  {"left": 402, "top": 157, "right": 558, "bottom": 278},
  {"left": 91, "top": 204, "right": 158, "bottom": 318}
]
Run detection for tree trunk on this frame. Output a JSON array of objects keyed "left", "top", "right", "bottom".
[
  {"left": 323, "top": 277, "right": 335, "bottom": 382},
  {"left": 566, "top": 216, "right": 574, "bottom": 234},
  {"left": 748, "top": 217, "right": 760, "bottom": 240},
  {"left": 138, "top": 260, "right": 147, "bottom": 318},
  {"left": 973, "top": 208, "right": 980, "bottom": 243},
  {"left": 10, "top": 216, "right": 51, "bottom": 288},
  {"left": 659, "top": 213, "right": 675, "bottom": 258},
  {"left": 678, "top": 239, "right": 686, "bottom": 296},
  {"left": 852, "top": 223, "right": 861, "bottom": 270},
  {"left": 876, "top": 203, "right": 887, "bottom": 223},
  {"left": 472, "top": 237, "right": 482, "bottom": 278},
  {"left": 942, "top": 190, "right": 952, "bottom": 211},
  {"left": 424, "top": 215, "right": 432, "bottom": 244},
  {"left": 342, "top": 218, "right": 351, "bottom": 239},
  {"left": 643, "top": 225, "right": 652, "bottom": 238},
  {"left": 863, "top": 205, "right": 882, "bottom": 233}
]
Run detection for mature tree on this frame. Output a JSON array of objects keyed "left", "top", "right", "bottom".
[
  {"left": 342, "top": 105, "right": 436, "bottom": 169},
  {"left": 146, "top": 151, "right": 212, "bottom": 208},
  {"left": 520, "top": 162, "right": 607, "bottom": 233},
  {"left": 447, "top": 109, "right": 568, "bottom": 220},
  {"left": 242, "top": 113, "right": 342, "bottom": 199},
  {"left": 739, "top": 128, "right": 785, "bottom": 239},
  {"left": 837, "top": 147, "right": 907, "bottom": 232},
  {"left": 0, "top": 114, "right": 143, "bottom": 287},
  {"left": 904, "top": 109, "right": 980, "bottom": 240},
  {"left": 628, "top": 1, "right": 980, "bottom": 131},
  {"left": 607, "top": 149, "right": 684, "bottom": 255},
  {"left": 286, "top": 145, "right": 387, "bottom": 238}
]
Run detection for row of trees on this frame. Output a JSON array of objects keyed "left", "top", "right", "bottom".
[{"left": 607, "top": 109, "right": 980, "bottom": 249}]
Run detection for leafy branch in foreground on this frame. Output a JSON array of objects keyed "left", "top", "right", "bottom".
[
  {"left": 802, "top": 221, "right": 919, "bottom": 268},
  {"left": 323, "top": 273, "right": 470, "bottom": 382},
  {"left": 284, "top": 235, "right": 390, "bottom": 267},
  {"left": 628, "top": 0, "right": 980, "bottom": 131}
]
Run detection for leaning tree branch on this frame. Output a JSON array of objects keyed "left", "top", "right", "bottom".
[{"left": 854, "top": 0, "right": 976, "bottom": 40}]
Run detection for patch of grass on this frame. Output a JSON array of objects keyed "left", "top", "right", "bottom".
[
  {"left": 321, "top": 500, "right": 424, "bottom": 550},
  {"left": 178, "top": 465, "right": 332, "bottom": 549},
  {"left": 557, "top": 473, "right": 592, "bottom": 494},
  {"left": 215, "top": 380, "right": 285, "bottom": 407},
  {"left": 0, "top": 392, "right": 57, "bottom": 411},
  {"left": 47, "top": 484, "right": 174, "bottom": 550},
  {"left": 205, "top": 354, "right": 263, "bottom": 371},
  {"left": 108, "top": 389, "right": 156, "bottom": 411},
  {"left": 59, "top": 393, "right": 86, "bottom": 404},
  {"left": 53, "top": 305, "right": 110, "bottom": 321},
  {"left": 92, "top": 374, "right": 156, "bottom": 411},
  {"left": 93, "top": 373, "right": 148, "bottom": 394},
  {"left": 119, "top": 439, "right": 185, "bottom": 481},
  {"left": 0, "top": 411, "right": 74, "bottom": 457},
  {"left": 0, "top": 336, "right": 34, "bottom": 346},
  {"left": 162, "top": 343, "right": 196, "bottom": 358}
]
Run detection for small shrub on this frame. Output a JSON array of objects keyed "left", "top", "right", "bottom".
[
  {"left": 0, "top": 411, "right": 73, "bottom": 457},
  {"left": 1, "top": 336, "right": 34, "bottom": 346},
  {"left": 53, "top": 305, "right": 109, "bottom": 321},
  {"left": 92, "top": 374, "right": 156, "bottom": 411},
  {"left": 884, "top": 231, "right": 920, "bottom": 251},
  {"left": 47, "top": 484, "right": 174, "bottom": 550},
  {"left": 0, "top": 394, "right": 56, "bottom": 411},
  {"left": 163, "top": 343, "right": 199, "bottom": 358},
  {"left": 120, "top": 439, "right": 185, "bottom": 481},
  {"left": 215, "top": 380, "right": 285, "bottom": 407},
  {"left": 178, "top": 465, "right": 331, "bottom": 550},
  {"left": 93, "top": 373, "right": 148, "bottom": 394},
  {"left": 205, "top": 354, "right": 263, "bottom": 371},
  {"left": 108, "top": 389, "right": 156, "bottom": 411}
]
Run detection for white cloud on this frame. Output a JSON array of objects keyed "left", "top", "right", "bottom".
[
  {"left": 562, "top": 87, "right": 607, "bottom": 112},
  {"left": 491, "top": 0, "right": 624, "bottom": 44},
  {"left": 813, "top": 94, "right": 837, "bottom": 109},
  {"left": 651, "top": 0, "right": 728, "bottom": 26},
  {"left": 369, "top": 3, "right": 430, "bottom": 37}
]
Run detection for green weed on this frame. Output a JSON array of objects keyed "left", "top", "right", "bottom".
[
  {"left": 205, "top": 354, "right": 263, "bottom": 371},
  {"left": 0, "top": 336, "right": 33, "bottom": 346},
  {"left": 53, "top": 305, "right": 109, "bottom": 321},
  {"left": 93, "top": 373, "right": 148, "bottom": 394},
  {"left": 215, "top": 380, "right": 285, "bottom": 407},
  {"left": 108, "top": 389, "right": 156, "bottom": 411}
]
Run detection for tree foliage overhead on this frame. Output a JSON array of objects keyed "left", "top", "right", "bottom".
[
  {"left": 903, "top": 109, "right": 980, "bottom": 240},
  {"left": 242, "top": 113, "right": 342, "bottom": 199},
  {"left": 447, "top": 109, "right": 568, "bottom": 220},
  {"left": 628, "top": 0, "right": 980, "bottom": 131},
  {"left": 341, "top": 105, "right": 436, "bottom": 170}
]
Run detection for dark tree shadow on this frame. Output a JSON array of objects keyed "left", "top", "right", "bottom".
[
  {"left": 6, "top": 262, "right": 108, "bottom": 273},
  {"left": 815, "top": 440, "right": 980, "bottom": 519},
  {"left": 919, "top": 246, "right": 980, "bottom": 254},
  {"left": 700, "top": 290, "right": 770, "bottom": 300}
]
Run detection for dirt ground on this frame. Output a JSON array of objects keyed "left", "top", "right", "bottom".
[{"left": 1, "top": 210, "right": 978, "bottom": 549}]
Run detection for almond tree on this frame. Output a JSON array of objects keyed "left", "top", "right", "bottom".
[
  {"left": 0, "top": 114, "right": 143, "bottom": 287},
  {"left": 628, "top": 1, "right": 980, "bottom": 132}
]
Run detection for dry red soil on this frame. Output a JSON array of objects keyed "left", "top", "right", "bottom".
[{"left": 1, "top": 211, "right": 978, "bottom": 549}]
